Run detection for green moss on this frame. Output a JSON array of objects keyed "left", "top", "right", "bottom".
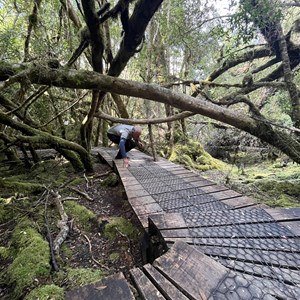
[
  {"left": 253, "top": 179, "right": 300, "bottom": 198},
  {"left": 64, "top": 201, "right": 96, "bottom": 231},
  {"left": 100, "top": 173, "right": 119, "bottom": 187},
  {"left": 61, "top": 244, "right": 73, "bottom": 259},
  {"left": 0, "top": 247, "right": 10, "bottom": 259},
  {"left": 109, "top": 252, "right": 120, "bottom": 262},
  {"left": 103, "top": 217, "right": 139, "bottom": 240},
  {"left": 169, "top": 139, "right": 225, "bottom": 171},
  {"left": 0, "top": 203, "right": 13, "bottom": 223},
  {"left": 6, "top": 221, "right": 50, "bottom": 299},
  {"left": 25, "top": 284, "right": 64, "bottom": 300},
  {"left": 66, "top": 267, "right": 105, "bottom": 289},
  {"left": 264, "top": 194, "right": 299, "bottom": 208},
  {"left": 0, "top": 178, "right": 43, "bottom": 194}
]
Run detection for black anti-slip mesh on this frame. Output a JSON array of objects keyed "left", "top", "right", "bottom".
[{"left": 127, "top": 163, "right": 300, "bottom": 299}]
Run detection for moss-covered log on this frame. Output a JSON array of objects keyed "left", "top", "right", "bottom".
[
  {"left": 0, "top": 111, "right": 93, "bottom": 172},
  {"left": 1, "top": 64, "right": 300, "bottom": 163}
]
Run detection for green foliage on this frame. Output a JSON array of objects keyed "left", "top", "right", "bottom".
[
  {"left": 229, "top": 0, "right": 283, "bottom": 46},
  {"left": 262, "top": 91, "right": 293, "bottom": 126}
]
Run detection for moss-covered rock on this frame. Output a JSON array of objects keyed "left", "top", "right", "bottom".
[
  {"left": 25, "top": 284, "right": 64, "bottom": 300},
  {"left": 64, "top": 201, "right": 96, "bottom": 231},
  {"left": 100, "top": 173, "right": 119, "bottom": 187},
  {"left": 6, "top": 220, "right": 51, "bottom": 299},
  {"left": 169, "top": 139, "right": 225, "bottom": 171},
  {"left": 103, "top": 217, "right": 139, "bottom": 240}
]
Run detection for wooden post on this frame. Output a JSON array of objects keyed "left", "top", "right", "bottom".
[{"left": 148, "top": 124, "right": 157, "bottom": 161}]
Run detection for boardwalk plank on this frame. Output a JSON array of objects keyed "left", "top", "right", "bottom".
[
  {"left": 265, "top": 208, "right": 300, "bottom": 221},
  {"left": 152, "top": 241, "right": 229, "bottom": 299},
  {"left": 130, "top": 267, "right": 166, "bottom": 300},
  {"left": 65, "top": 272, "right": 135, "bottom": 300},
  {"left": 221, "top": 196, "right": 257, "bottom": 208},
  {"left": 149, "top": 213, "right": 188, "bottom": 230},
  {"left": 143, "top": 264, "right": 190, "bottom": 300}
]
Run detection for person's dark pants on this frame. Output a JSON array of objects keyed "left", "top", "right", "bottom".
[{"left": 107, "top": 133, "right": 136, "bottom": 159}]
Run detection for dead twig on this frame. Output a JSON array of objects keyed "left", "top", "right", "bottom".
[
  {"left": 83, "top": 172, "right": 89, "bottom": 189},
  {"left": 69, "top": 187, "right": 93, "bottom": 201},
  {"left": 82, "top": 234, "right": 109, "bottom": 270},
  {"left": 93, "top": 170, "right": 113, "bottom": 179},
  {"left": 44, "top": 190, "right": 59, "bottom": 272},
  {"left": 50, "top": 190, "right": 69, "bottom": 253}
]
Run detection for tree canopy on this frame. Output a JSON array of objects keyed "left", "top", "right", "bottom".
[{"left": 1, "top": 0, "right": 300, "bottom": 170}]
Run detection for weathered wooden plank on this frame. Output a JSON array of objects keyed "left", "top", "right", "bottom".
[
  {"left": 133, "top": 202, "right": 164, "bottom": 216},
  {"left": 65, "top": 272, "right": 135, "bottom": 300},
  {"left": 126, "top": 188, "right": 150, "bottom": 199},
  {"left": 121, "top": 177, "right": 140, "bottom": 186},
  {"left": 221, "top": 196, "right": 257, "bottom": 208},
  {"left": 128, "top": 195, "right": 156, "bottom": 206},
  {"left": 278, "top": 221, "right": 300, "bottom": 236},
  {"left": 212, "top": 190, "right": 242, "bottom": 200},
  {"left": 159, "top": 228, "right": 191, "bottom": 239},
  {"left": 200, "top": 184, "right": 228, "bottom": 193},
  {"left": 159, "top": 165, "right": 186, "bottom": 171},
  {"left": 130, "top": 267, "right": 166, "bottom": 300},
  {"left": 153, "top": 241, "right": 228, "bottom": 299},
  {"left": 188, "top": 179, "right": 216, "bottom": 187},
  {"left": 124, "top": 184, "right": 147, "bottom": 193},
  {"left": 149, "top": 213, "right": 188, "bottom": 230},
  {"left": 168, "top": 170, "right": 195, "bottom": 176},
  {"left": 265, "top": 208, "right": 300, "bottom": 221},
  {"left": 182, "top": 176, "right": 211, "bottom": 183},
  {"left": 143, "top": 264, "right": 190, "bottom": 300}
]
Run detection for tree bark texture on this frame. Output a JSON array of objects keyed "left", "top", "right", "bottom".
[{"left": 1, "top": 64, "right": 300, "bottom": 163}]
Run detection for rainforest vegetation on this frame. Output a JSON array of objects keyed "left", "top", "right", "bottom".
[{"left": 0, "top": 0, "right": 300, "bottom": 298}]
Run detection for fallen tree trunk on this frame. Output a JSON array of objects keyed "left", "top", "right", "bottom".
[{"left": 1, "top": 64, "right": 300, "bottom": 163}]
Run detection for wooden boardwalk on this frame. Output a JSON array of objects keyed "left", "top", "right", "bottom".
[{"left": 67, "top": 147, "right": 300, "bottom": 299}]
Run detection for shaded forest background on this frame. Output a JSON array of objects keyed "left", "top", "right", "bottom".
[{"left": 1, "top": 0, "right": 300, "bottom": 299}]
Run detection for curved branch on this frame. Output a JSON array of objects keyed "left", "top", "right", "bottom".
[
  {"left": 206, "top": 46, "right": 274, "bottom": 81},
  {"left": 1, "top": 64, "right": 300, "bottom": 162},
  {"left": 96, "top": 110, "right": 195, "bottom": 124}
]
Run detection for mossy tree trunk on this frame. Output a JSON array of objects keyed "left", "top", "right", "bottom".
[{"left": 0, "top": 111, "right": 93, "bottom": 172}]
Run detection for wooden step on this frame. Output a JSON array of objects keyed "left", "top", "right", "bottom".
[{"left": 65, "top": 272, "right": 135, "bottom": 300}]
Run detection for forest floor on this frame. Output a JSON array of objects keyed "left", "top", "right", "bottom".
[
  {"left": 0, "top": 157, "right": 144, "bottom": 299},
  {"left": 0, "top": 151, "right": 299, "bottom": 299}
]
